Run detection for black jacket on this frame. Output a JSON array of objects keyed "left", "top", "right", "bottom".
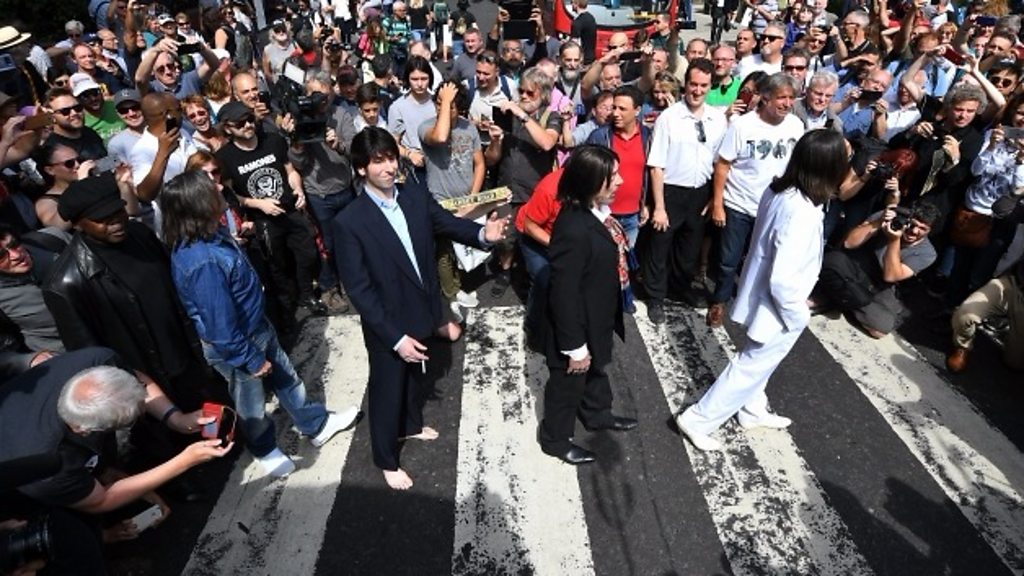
[
  {"left": 41, "top": 222, "right": 204, "bottom": 383},
  {"left": 544, "top": 204, "right": 624, "bottom": 368}
]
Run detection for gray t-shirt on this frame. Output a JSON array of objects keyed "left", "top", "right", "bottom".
[
  {"left": 387, "top": 95, "right": 437, "bottom": 152},
  {"left": 865, "top": 211, "right": 938, "bottom": 281},
  {"left": 417, "top": 116, "right": 481, "bottom": 200},
  {"left": 452, "top": 53, "right": 477, "bottom": 85}
]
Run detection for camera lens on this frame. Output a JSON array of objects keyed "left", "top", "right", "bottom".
[{"left": 1, "top": 520, "right": 51, "bottom": 572}]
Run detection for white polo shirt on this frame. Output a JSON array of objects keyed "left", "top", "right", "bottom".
[{"left": 647, "top": 101, "right": 728, "bottom": 188}]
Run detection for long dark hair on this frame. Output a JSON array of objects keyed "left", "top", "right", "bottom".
[
  {"left": 161, "top": 170, "right": 223, "bottom": 247},
  {"left": 770, "top": 130, "right": 849, "bottom": 206},
  {"left": 557, "top": 145, "right": 619, "bottom": 206}
]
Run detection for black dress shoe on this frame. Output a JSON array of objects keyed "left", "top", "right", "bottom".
[
  {"left": 585, "top": 415, "right": 639, "bottom": 432},
  {"left": 300, "top": 297, "right": 329, "bottom": 316},
  {"left": 546, "top": 444, "right": 596, "bottom": 465},
  {"left": 647, "top": 301, "right": 666, "bottom": 324}
]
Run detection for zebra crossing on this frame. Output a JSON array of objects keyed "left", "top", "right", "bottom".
[{"left": 168, "top": 304, "right": 1023, "bottom": 576}]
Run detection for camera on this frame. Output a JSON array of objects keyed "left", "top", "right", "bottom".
[
  {"left": 889, "top": 206, "right": 914, "bottom": 231},
  {"left": 1, "top": 518, "right": 51, "bottom": 573},
  {"left": 873, "top": 162, "right": 895, "bottom": 182},
  {"left": 271, "top": 73, "right": 330, "bottom": 143}
]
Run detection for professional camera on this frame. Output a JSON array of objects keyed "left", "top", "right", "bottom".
[
  {"left": 0, "top": 519, "right": 51, "bottom": 573},
  {"left": 889, "top": 206, "right": 914, "bottom": 231},
  {"left": 873, "top": 162, "right": 895, "bottom": 182},
  {"left": 271, "top": 69, "right": 329, "bottom": 143}
]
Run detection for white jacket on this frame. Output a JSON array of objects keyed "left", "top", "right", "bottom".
[{"left": 730, "top": 186, "right": 823, "bottom": 344}]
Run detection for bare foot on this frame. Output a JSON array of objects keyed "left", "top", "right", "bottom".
[
  {"left": 383, "top": 468, "right": 414, "bottom": 490},
  {"left": 436, "top": 321, "right": 462, "bottom": 342},
  {"left": 401, "top": 426, "right": 439, "bottom": 441}
]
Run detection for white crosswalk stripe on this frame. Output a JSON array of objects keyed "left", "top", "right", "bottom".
[
  {"left": 634, "top": 302, "right": 874, "bottom": 576},
  {"left": 182, "top": 316, "right": 368, "bottom": 576},
  {"left": 175, "top": 305, "right": 1024, "bottom": 576},
  {"left": 808, "top": 317, "right": 1024, "bottom": 575}
]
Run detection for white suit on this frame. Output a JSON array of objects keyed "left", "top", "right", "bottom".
[{"left": 682, "top": 186, "right": 823, "bottom": 435}]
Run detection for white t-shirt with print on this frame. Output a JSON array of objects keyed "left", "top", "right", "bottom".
[{"left": 716, "top": 111, "right": 805, "bottom": 216}]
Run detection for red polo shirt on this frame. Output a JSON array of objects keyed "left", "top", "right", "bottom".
[
  {"left": 516, "top": 168, "right": 563, "bottom": 236},
  {"left": 610, "top": 128, "right": 644, "bottom": 216}
]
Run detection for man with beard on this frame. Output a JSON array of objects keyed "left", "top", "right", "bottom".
[
  {"left": 706, "top": 74, "right": 806, "bottom": 328},
  {"left": 107, "top": 89, "right": 146, "bottom": 163},
  {"left": 43, "top": 88, "right": 107, "bottom": 162},
  {"left": 555, "top": 42, "right": 586, "bottom": 120},
  {"left": 736, "top": 22, "right": 786, "bottom": 79},
  {"left": 706, "top": 45, "right": 741, "bottom": 108}
]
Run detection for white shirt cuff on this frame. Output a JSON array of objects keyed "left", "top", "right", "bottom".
[{"left": 561, "top": 344, "right": 589, "bottom": 361}]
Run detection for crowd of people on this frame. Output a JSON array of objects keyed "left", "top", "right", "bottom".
[{"left": 1, "top": 0, "right": 1024, "bottom": 570}]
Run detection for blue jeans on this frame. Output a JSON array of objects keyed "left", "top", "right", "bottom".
[
  {"left": 203, "top": 319, "right": 327, "bottom": 458},
  {"left": 305, "top": 190, "right": 355, "bottom": 290},
  {"left": 712, "top": 206, "right": 756, "bottom": 304},
  {"left": 520, "top": 237, "right": 550, "bottom": 340},
  {"left": 613, "top": 212, "right": 640, "bottom": 249}
]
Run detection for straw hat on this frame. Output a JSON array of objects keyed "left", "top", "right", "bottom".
[{"left": 0, "top": 26, "right": 32, "bottom": 51}]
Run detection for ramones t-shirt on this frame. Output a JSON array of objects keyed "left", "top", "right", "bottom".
[{"left": 216, "top": 133, "right": 297, "bottom": 219}]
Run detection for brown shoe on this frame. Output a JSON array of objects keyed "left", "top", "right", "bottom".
[
  {"left": 707, "top": 302, "right": 726, "bottom": 328},
  {"left": 946, "top": 346, "right": 969, "bottom": 373},
  {"left": 323, "top": 288, "right": 350, "bottom": 315}
]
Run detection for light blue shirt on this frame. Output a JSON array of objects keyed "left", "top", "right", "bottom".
[{"left": 364, "top": 185, "right": 422, "bottom": 283}]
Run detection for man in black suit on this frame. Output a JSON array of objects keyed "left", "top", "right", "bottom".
[
  {"left": 540, "top": 145, "right": 638, "bottom": 465},
  {"left": 333, "top": 127, "right": 508, "bottom": 490}
]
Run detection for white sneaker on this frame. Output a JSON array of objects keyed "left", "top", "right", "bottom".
[
  {"left": 738, "top": 413, "right": 792, "bottom": 430},
  {"left": 449, "top": 300, "right": 465, "bottom": 323},
  {"left": 311, "top": 407, "right": 360, "bottom": 447},
  {"left": 676, "top": 413, "right": 722, "bottom": 452},
  {"left": 456, "top": 290, "right": 480, "bottom": 308},
  {"left": 257, "top": 448, "right": 296, "bottom": 477}
]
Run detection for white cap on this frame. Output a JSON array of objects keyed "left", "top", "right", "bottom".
[{"left": 69, "top": 73, "right": 101, "bottom": 97}]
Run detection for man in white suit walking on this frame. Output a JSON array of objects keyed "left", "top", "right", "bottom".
[{"left": 677, "top": 130, "right": 850, "bottom": 451}]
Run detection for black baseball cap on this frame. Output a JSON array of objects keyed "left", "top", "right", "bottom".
[
  {"left": 218, "top": 101, "right": 254, "bottom": 124},
  {"left": 58, "top": 173, "right": 126, "bottom": 223}
]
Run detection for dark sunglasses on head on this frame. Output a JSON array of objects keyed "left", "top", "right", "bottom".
[
  {"left": 50, "top": 157, "right": 81, "bottom": 169},
  {"left": 54, "top": 104, "right": 84, "bottom": 116},
  {"left": 476, "top": 53, "right": 498, "bottom": 64},
  {"left": 117, "top": 103, "right": 141, "bottom": 114}
]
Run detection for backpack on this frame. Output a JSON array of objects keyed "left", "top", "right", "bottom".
[{"left": 467, "top": 76, "right": 513, "bottom": 101}]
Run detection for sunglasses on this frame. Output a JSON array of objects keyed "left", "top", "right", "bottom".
[
  {"left": 476, "top": 53, "right": 498, "bottom": 64},
  {"left": 760, "top": 34, "right": 784, "bottom": 42},
  {"left": 52, "top": 78, "right": 69, "bottom": 87},
  {"left": 177, "top": 21, "right": 190, "bottom": 26},
  {"left": 695, "top": 119, "right": 706, "bottom": 143},
  {"left": 783, "top": 64, "right": 808, "bottom": 71},
  {"left": 518, "top": 87, "right": 538, "bottom": 97},
  {"left": 187, "top": 109, "right": 209, "bottom": 120},
  {"left": 53, "top": 104, "right": 85, "bottom": 116},
  {"left": 50, "top": 157, "right": 81, "bottom": 169},
  {"left": 273, "top": 26, "right": 287, "bottom": 34},
  {"left": 117, "top": 103, "right": 141, "bottom": 114},
  {"left": 155, "top": 63, "right": 181, "bottom": 74},
  {"left": 79, "top": 89, "right": 102, "bottom": 99},
  {"left": 0, "top": 238, "right": 22, "bottom": 265},
  {"left": 226, "top": 116, "right": 255, "bottom": 128},
  {"left": 990, "top": 76, "right": 1017, "bottom": 88},
  {"left": 608, "top": 43, "right": 628, "bottom": 50}
]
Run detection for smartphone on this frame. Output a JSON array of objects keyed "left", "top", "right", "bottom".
[
  {"left": 23, "top": 113, "right": 54, "bottom": 131},
  {"left": 738, "top": 88, "right": 755, "bottom": 107},
  {"left": 1003, "top": 126, "right": 1024, "bottom": 140},
  {"left": 618, "top": 50, "right": 643, "bottom": 61},
  {"left": 860, "top": 89, "right": 884, "bottom": 103},
  {"left": 177, "top": 42, "right": 201, "bottom": 55},
  {"left": 976, "top": 15, "right": 998, "bottom": 27},
  {"left": 94, "top": 156, "right": 119, "bottom": 174},
  {"left": 166, "top": 114, "right": 179, "bottom": 131},
  {"left": 492, "top": 105, "right": 515, "bottom": 133},
  {"left": 942, "top": 46, "right": 966, "bottom": 66},
  {"left": 201, "top": 402, "right": 223, "bottom": 440},
  {"left": 675, "top": 19, "right": 697, "bottom": 30},
  {"left": 130, "top": 505, "right": 163, "bottom": 533},
  {"left": 258, "top": 91, "right": 272, "bottom": 105}
]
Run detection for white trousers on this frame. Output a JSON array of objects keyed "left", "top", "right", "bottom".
[{"left": 681, "top": 325, "right": 806, "bottom": 436}]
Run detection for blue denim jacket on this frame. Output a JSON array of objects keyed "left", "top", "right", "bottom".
[{"left": 170, "top": 228, "right": 267, "bottom": 374}]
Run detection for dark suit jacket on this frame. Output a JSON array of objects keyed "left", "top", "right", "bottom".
[
  {"left": 333, "top": 181, "right": 485, "bottom": 351},
  {"left": 544, "top": 204, "right": 624, "bottom": 368}
]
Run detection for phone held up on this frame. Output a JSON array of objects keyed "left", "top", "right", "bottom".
[{"left": 201, "top": 402, "right": 237, "bottom": 447}]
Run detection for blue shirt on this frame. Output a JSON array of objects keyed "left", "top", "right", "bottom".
[
  {"left": 838, "top": 102, "right": 875, "bottom": 140},
  {"left": 364, "top": 185, "right": 423, "bottom": 282},
  {"left": 171, "top": 228, "right": 267, "bottom": 373}
]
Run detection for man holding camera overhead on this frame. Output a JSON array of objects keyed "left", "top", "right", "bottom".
[{"left": 133, "top": 31, "right": 220, "bottom": 99}]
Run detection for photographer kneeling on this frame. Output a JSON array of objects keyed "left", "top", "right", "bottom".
[{"left": 813, "top": 201, "right": 940, "bottom": 338}]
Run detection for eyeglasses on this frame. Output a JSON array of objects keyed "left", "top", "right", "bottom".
[
  {"left": 990, "top": 76, "right": 1017, "bottom": 88},
  {"left": 695, "top": 119, "right": 706, "bottom": 143},
  {"left": 783, "top": 64, "right": 808, "bottom": 71},
  {"left": 760, "top": 34, "right": 784, "bottom": 42},
  {"left": 0, "top": 238, "right": 22, "bottom": 266},
  {"left": 155, "top": 62, "right": 180, "bottom": 74},
  {"left": 50, "top": 157, "right": 81, "bottom": 169},
  {"left": 117, "top": 103, "right": 141, "bottom": 114},
  {"left": 503, "top": 46, "right": 523, "bottom": 53},
  {"left": 187, "top": 109, "right": 209, "bottom": 120},
  {"left": 53, "top": 104, "right": 84, "bottom": 116},
  {"left": 518, "top": 87, "right": 538, "bottom": 97}
]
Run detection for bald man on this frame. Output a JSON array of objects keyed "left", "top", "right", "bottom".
[
  {"left": 232, "top": 72, "right": 288, "bottom": 137},
  {"left": 129, "top": 93, "right": 199, "bottom": 216},
  {"left": 582, "top": 32, "right": 633, "bottom": 98}
]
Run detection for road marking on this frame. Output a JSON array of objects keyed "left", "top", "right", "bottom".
[
  {"left": 182, "top": 316, "right": 367, "bottom": 576},
  {"left": 635, "top": 303, "right": 874, "bottom": 576},
  {"left": 451, "top": 306, "right": 595, "bottom": 576},
  {"left": 808, "top": 317, "right": 1024, "bottom": 574}
]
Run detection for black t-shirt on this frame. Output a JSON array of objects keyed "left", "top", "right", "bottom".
[
  {"left": 46, "top": 129, "right": 108, "bottom": 162},
  {"left": 571, "top": 11, "right": 598, "bottom": 64},
  {"left": 449, "top": 9, "right": 476, "bottom": 40},
  {"left": 216, "top": 133, "right": 298, "bottom": 220},
  {"left": 0, "top": 347, "right": 125, "bottom": 507}
]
